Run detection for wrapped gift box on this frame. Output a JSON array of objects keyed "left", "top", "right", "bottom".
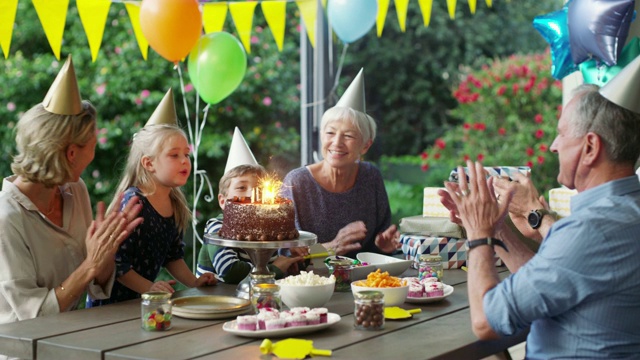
[
  {"left": 399, "top": 215, "right": 465, "bottom": 238},
  {"left": 422, "top": 187, "right": 450, "bottom": 217},
  {"left": 448, "top": 166, "right": 531, "bottom": 183},
  {"left": 549, "top": 187, "right": 578, "bottom": 218},
  {"left": 400, "top": 234, "right": 503, "bottom": 269}
]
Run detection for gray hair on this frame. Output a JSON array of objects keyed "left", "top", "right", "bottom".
[
  {"left": 11, "top": 101, "right": 97, "bottom": 187},
  {"left": 320, "top": 106, "right": 377, "bottom": 144},
  {"left": 569, "top": 84, "right": 640, "bottom": 165}
]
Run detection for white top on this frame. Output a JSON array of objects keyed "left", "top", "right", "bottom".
[{"left": 0, "top": 176, "right": 111, "bottom": 324}]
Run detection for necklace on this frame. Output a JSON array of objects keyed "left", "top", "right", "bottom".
[{"left": 43, "top": 188, "right": 60, "bottom": 216}]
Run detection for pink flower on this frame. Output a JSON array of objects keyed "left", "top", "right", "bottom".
[
  {"left": 115, "top": 47, "right": 122, "bottom": 55},
  {"left": 535, "top": 129, "right": 544, "bottom": 139},
  {"left": 135, "top": 98, "right": 142, "bottom": 105},
  {"left": 421, "top": 164, "right": 429, "bottom": 172},
  {"left": 537, "top": 156, "right": 545, "bottom": 165},
  {"left": 473, "top": 122, "right": 486, "bottom": 131},
  {"left": 498, "top": 127, "right": 506, "bottom": 136},
  {"left": 7, "top": 102, "right": 15, "bottom": 111},
  {"left": 435, "top": 138, "right": 446, "bottom": 150},
  {"left": 184, "top": 83, "right": 194, "bottom": 93},
  {"left": 434, "top": 153, "right": 441, "bottom": 160},
  {"left": 497, "top": 85, "right": 506, "bottom": 96},
  {"left": 469, "top": 93, "right": 480, "bottom": 102},
  {"left": 421, "top": 152, "right": 429, "bottom": 160},
  {"left": 463, "top": 154, "right": 470, "bottom": 161},
  {"left": 512, "top": 83, "right": 519, "bottom": 95},
  {"left": 255, "top": 26, "right": 263, "bottom": 33},
  {"left": 251, "top": 36, "right": 259, "bottom": 44},
  {"left": 141, "top": 89, "right": 150, "bottom": 98},
  {"left": 99, "top": 137, "right": 107, "bottom": 145},
  {"left": 534, "top": 114, "right": 543, "bottom": 124},
  {"left": 275, "top": 121, "right": 282, "bottom": 128},
  {"left": 526, "top": 160, "right": 533, "bottom": 168},
  {"left": 526, "top": 147, "right": 535, "bottom": 156},
  {"left": 539, "top": 144, "right": 548, "bottom": 152},
  {"left": 477, "top": 153, "right": 485, "bottom": 161},
  {"left": 95, "top": 83, "right": 106, "bottom": 96},
  {"left": 262, "top": 96, "right": 272, "bottom": 106},
  {"left": 463, "top": 123, "right": 471, "bottom": 130}
]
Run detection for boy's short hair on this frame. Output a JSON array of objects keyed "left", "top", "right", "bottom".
[{"left": 219, "top": 164, "right": 267, "bottom": 197}]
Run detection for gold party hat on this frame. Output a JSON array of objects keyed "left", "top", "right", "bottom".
[
  {"left": 599, "top": 54, "right": 640, "bottom": 113},
  {"left": 43, "top": 55, "right": 83, "bottom": 115},
  {"left": 224, "top": 127, "right": 258, "bottom": 174},
  {"left": 335, "top": 68, "right": 366, "bottom": 113},
  {"left": 144, "top": 88, "right": 178, "bottom": 127}
]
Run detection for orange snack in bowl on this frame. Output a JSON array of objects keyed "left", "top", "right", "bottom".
[{"left": 363, "top": 269, "right": 402, "bottom": 288}]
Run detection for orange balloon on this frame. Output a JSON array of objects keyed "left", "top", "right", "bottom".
[{"left": 140, "top": 0, "right": 202, "bottom": 63}]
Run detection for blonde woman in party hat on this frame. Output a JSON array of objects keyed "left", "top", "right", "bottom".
[
  {"left": 0, "top": 56, "right": 143, "bottom": 325},
  {"left": 88, "top": 89, "right": 216, "bottom": 307},
  {"left": 280, "top": 69, "right": 400, "bottom": 259}
]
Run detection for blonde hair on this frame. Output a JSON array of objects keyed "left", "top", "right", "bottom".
[
  {"left": 219, "top": 164, "right": 267, "bottom": 197},
  {"left": 320, "top": 106, "right": 377, "bottom": 144},
  {"left": 11, "top": 102, "right": 97, "bottom": 187},
  {"left": 109, "top": 125, "right": 191, "bottom": 232}
]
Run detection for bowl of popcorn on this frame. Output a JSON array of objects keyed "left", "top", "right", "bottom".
[
  {"left": 351, "top": 269, "right": 409, "bottom": 306},
  {"left": 276, "top": 271, "right": 336, "bottom": 309}
]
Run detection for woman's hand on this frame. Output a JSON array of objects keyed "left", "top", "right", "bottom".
[
  {"left": 374, "top": 224, "right": 400, "bottom": 254},
  {"left": 84, "top": 193, "right": 143, "bottom": 282},
  {"left": 326, "top": 221, "right": 367, "bottom": 256},
  {"left": 194, "top": 272, "right": 217, "bottom": 287},
  {"left": 149, "top": 280, "right": 176, "bottom": 293}
]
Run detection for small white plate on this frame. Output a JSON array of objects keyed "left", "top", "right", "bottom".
[
  {"left": 223, "top": 313, "right": 341, "bottom": 338},
  {"left": 405, "top": 284, "right": 454, "bottom": 303}
]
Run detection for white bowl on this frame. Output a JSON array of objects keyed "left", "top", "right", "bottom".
[
  {"left": 276, "top": 281, "right": 335, "bottom": 309},
  {"left": 351, "top": 280, "right": 409, "bottom": 306},
  {"left": 356, "top": 252, "right": 412, "bottom": 276}
]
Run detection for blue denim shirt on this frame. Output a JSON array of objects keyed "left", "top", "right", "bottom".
[{"left": 485, "top": 176, "right": 640, "bottom": 359}]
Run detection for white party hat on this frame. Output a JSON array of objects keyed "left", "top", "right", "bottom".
[
  {"left": 224, "top": 127, "right": 258, "bottom": 174},
  {"left": 43, "top": 55, "right": 83, "bottom": 115},
  {"left": 599, "top": 54, "right": 640, "bottom": 113},
  {"left": 335, "top": 68, "right": 366, "bottom": 113}
]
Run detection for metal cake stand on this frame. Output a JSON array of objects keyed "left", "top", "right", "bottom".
[{"left": 203, "top": 231, "right": 317, "bottom": 299}]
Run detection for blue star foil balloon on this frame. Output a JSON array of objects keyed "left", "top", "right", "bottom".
[
  {"left": 580, "top": 36, "right": 640, "bottom": 86},
  {"left": 533, "top": 2, "right": 577, "bottom": 80},
  {"left": 568, "top": 0, "right": 635, "bottom": 67}
]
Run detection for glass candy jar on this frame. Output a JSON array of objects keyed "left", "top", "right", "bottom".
[
  {"left": 326, "top": 258, "right": 355, "bottom": 292},
  {"left": 418, "top": 254, "right": 444, "bottom": 281},
  {"left": 354, "top": 290, "right": 384, "bottom": 330},
  {"left": 252, "top": 283, "right": 282, "bottom": 312},
  {"left": 141, "top": 291, "right": 172, "bottom": 331}
]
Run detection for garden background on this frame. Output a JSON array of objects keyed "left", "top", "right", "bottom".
[{"left": 0, "top": 0, "right": 561, "bottom": 272}]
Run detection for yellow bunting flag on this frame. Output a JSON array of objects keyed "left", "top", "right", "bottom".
[
  {"left": 0, "top": 0, "right": 18, "bottom": 59},
  {"left": 229, "top": 1, "right": 258, "bottom": 54},
  {"left": 376, "top": 0, "right": 390, "bottom": 37},
  {"left": 322, "top": 0, "right": 327, "bottom": 8},
  {"left": 203, "top": 2, "right": 228, "bottom": 34},
  {"left": 261, "top": 1, "right": 287, "bottom": 51},
  {"left": 33, "top": 0, "right": 69, "bottom": 60},
  {"left": 124, "top": 2, "right": 148, "bottom": 60},
  {"left": 77, "top": 0, "right": 111, "bottom": 62},
  {"left": 468, "top": 0, "right": 477, "bottom": 14},
  {"left": 394, "top": 0, "right": 410, "bottom": 32},
  {"left": 295, "top": 0, "right": 317, "bottom": 47},
  {"left": 447, "top": 0, "right": 457, "bottom": 19},
  {"left": 418, "top": 0, "right": 433, "bottom": 27},
  {"left": 486, "top": 0, "right": 493, "bottom": 7}
]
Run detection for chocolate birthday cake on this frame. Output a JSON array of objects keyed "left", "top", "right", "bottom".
[{"left": 219, "top": 196, "right": 299, "bottom": 241}]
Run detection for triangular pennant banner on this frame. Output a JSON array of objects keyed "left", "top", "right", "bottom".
[
  {"left": 295, "top": 0, "right": 317, "bottom": 47},
  {"left": 395, "top": 0, "right": 410, "bottom": 32},
  {"left": 33, "top": 0, "right": 69, "bottom": 60},
  {"left": 376, "top": 0, "right": 390, "bottom": 37},
  {"left": 229, "top": 1, "right": 258, "bottom": 54},
  {"left": 0, "top": 0, "right": 18, "bottom": 59},
  {"left": 261, "top": 1, "right": 287, "bottom": 51},
  {"left": 77, "top": 0, "right": 111, "bottom": 62},
  {"left": 468, "top": 0, "right": 477, "bottom": 14},
  {"left": 124, "top": 2, "right": 148, "bottom": 60},
  {"left": 418, "top": 0, "right": 433, "bottom": 27},
  {"left": 486, "top": 0, "right": 492, "bottom": 7},
  {"left": 203, "top": 2, "right": 228, "bottom": 34},
  {"left": 447, "top": 0, "right": 457, "bottom": 20}
]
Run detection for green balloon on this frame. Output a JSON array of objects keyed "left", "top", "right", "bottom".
[
  {"left": 580, "top": 37, "right": 640, "bottom": 87},
  {"left": 188, "top": 32, "right": 247, "bottom": 104}
]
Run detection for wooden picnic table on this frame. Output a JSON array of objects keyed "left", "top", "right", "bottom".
[{"left": 0, "top": 266, "right": 526, "bottom": 359}]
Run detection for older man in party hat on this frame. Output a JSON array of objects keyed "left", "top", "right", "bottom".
[
  {"left": 0, "top": 56, "right": 143, "bottom": 327},
  {"left": 281, "top": 68, "right": 400, "bottom": 259},
  {"left": 440, "top": 55, "right": 640, "bottom": 358}
]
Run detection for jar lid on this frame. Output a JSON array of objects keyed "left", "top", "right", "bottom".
[
  {"left": 253, "top": 283, "right": 280, "bottom": 293},
  {"left": 354, "top": 290, "right": 384, "bottom": 300},
  {"left": 326, "top": 258, "right": 355, "bottom": 267},
  {"left": 141, "top": 291, "right": 172, "bottom": 300},
  {"left": 419, "top": 254, "right": 442, "bottom": 262}
]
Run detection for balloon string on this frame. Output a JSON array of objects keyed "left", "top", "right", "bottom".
[{"left": 301, "top": 42, "right": 349, "bottom": 109}]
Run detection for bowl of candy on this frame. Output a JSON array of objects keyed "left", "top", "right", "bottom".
[
  {"left": 276, "top": 271, "right": 336, "bottom": 309},
  {"left": 350, "top": 269, "right": 409, "bottom": 306}
]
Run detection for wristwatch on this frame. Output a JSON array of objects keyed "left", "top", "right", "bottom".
[
  {"left": 527, "top": 209, "right": 558, "bottom": 229},
  {"left": 465, "top": 237, "right": 509, "bottom": 252}
]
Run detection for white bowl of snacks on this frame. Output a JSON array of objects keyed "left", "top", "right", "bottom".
[
  {"left": 350, "top": 269, "right": 409, "bottom": 306},
  {"left": 276, "top": 271, "right": 336, "bottom": 309}
]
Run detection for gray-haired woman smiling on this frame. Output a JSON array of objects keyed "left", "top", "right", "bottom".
[
  {"left": 0, "top": 56, "right": 142, "bottom": 325},
  {"left": 281, "top": 69, "right": 400, "bottom": 259}
]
